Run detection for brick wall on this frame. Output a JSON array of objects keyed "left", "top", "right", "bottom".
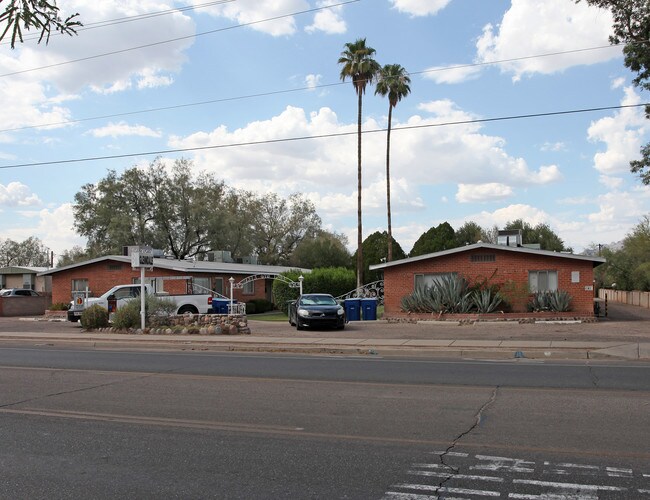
[
  {"left": 50, "top": 259, "right": 270, "bottom": 305},
  {"left": 383, "top": 248, "right": 596, "bottom": 315}
]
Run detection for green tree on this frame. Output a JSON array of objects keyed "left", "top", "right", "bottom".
[
  {"left": 338, "top": 38, "right": 381, "bottom": 289},
  {"left": 410, "top": 222, "right": 456, "bottom": 257},
  {"left": 375, "top": 63, "right": 411, "bottom": 262},
  {"left": 0, "top": 236, "right": 50, "bottom": 267},
  {"left": 252, "top": 193, "right": 322, "bottom": 265},
  {"left": 355, "top": 231, "right": 406, "bottom": 283},
  {"left": 290, "top": 230, "right": 351, "bottom": 269},
  {"left": 455, "top": 221, "right": 485, "bottom": 247},
  {"left": 578, "top": 0, "right": 650, "bottom": 183},
  {"left": 56, "top": 245, "right": 93, "bottom": 267},
  {"left": 74, "top": 158, "right": 226, "bottom": 259},
  {"left": 1, "top": 0, "right": 81, "bottom": 48}
]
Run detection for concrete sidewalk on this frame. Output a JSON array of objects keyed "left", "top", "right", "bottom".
[{"left": 0, "top": 325, "right": 648, "bottom": 361}]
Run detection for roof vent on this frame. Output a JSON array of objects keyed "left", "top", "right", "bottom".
[{"left": 497, "top": 229, "right": 522, "bottom": 247}]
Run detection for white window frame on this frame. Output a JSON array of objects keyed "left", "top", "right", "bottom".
[
  {"left": 529, "top": 270, "right": 558, "bottom": 293},
  {"left": 243, "top": 280, "right": 254, "bottom": 295},
  {"left": 414, "top": 272, "right": 457, "bottom": 290}
]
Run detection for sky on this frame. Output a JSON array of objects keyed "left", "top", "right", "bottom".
[{"left": 1, "top": 0, "right": 649, "bottom": 261}]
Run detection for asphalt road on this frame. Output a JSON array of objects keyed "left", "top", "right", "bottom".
[{"left": 1, "top": 347, "right": 649, "bottom": 499}]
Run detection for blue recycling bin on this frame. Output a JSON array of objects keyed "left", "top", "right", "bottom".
[
  {"left": 212, "top": 299, "right": 235, "bottom": 314},
  {"left": 361, "top": 298, "right": 378, "bottom": 321},
  {"left": 344, "top": 298, "right": 361, "bottom": 321}
]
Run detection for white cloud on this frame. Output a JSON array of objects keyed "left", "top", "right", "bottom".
[
  {"left": 456, "top": 183, "right": 513, "bottom": 203},
  {"left": 390, "top": 0, "right": 451, "bottom": 16},
  {"left": 475, "top": 0, "right": 617, "bottom": 81},
  {"left": 473, "top": 204, "right": 551, "bottom": 228},
  {"left": 423, "top": 64, "right": 482, "bottom": 85},
  {"left": 191, "top": 0, "right": 308, "bottom": 36},
  {"left": 87, "top": 121, "right": 162, "bottom": 139},
  {"left": 169, "top": 100, "right": 564, "bottom": 229},
  {"left": 587, "top": 86, "right": 648, "bottom": 175},
  {"left": 305, "top": 1, "right": 346, "bottom": 34},
  {"left": 0, "top": 182, "right": 41, "bottom": 207},
  {"left": 598, "top": 175, "right": 624, "bottom": 189},
  {"left": 540, "top": 141, "right": 567, "bottom": 152},
  {"left": 305, "top": 74, "right": 322, "bottom": 89}
]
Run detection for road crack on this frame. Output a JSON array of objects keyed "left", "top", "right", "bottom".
[{"left": 435, "top": 385, "right": 500, "bottom": 498}]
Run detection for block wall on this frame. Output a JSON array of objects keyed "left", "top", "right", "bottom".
[{"left": 383, "top": 249, "right": 596, "bottom": 315}]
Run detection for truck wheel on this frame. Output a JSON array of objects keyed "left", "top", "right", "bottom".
[{"left": 178, "top": 305, "right": 198, "bottom": 315}]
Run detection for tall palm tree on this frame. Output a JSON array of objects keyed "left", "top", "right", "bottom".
[
  {"left": 338, "top": 38, "right": 380, "bottom": 289},
  {"left": 375, "top": 64, "right": 411, "bottom": 262}
]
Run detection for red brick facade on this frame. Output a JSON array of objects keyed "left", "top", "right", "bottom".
[
  {"left": 48, "top": 258, "right": 272, "bottom": 305},
  {"left": 380, "top": 246, "right": 600, "bottom": 315}
]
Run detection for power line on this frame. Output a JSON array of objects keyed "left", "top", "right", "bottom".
[
  {"left": 0, "top": 0, "right": 237, "bottom": 45},
  {"left": 2, "top": 103, "right": 647, "bottom": 170},
  {"left": 0, "top": 0, "right": 361, "bottom": 78},
  {"left": 0, "top": 43, "right": 629, "bottom": 134}
]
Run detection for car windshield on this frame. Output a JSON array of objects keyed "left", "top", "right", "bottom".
[{"left": 300, "top": 295, "right": 337, "bottom": 306}]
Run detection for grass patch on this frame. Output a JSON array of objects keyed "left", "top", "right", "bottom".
[{"left": 249, "top": 311, "right": 289, "bottom": 322}]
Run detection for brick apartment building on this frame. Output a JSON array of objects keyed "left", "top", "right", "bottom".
[
  {"left": 39, "top": 255, "right": 307, "bottom": 306},
  {"left": 370, "top": 242, "right": 606, "bottom": 317}
]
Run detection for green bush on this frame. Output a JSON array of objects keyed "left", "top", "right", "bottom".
[
  {"left": 245, "top": 302, "right": 256, "bottom": 315},
  {"left": 113, "top": 295, "right": 178, "bottom": 329},
  {"left": 81, "top": 304, "right": 109, "bottom": 329},
  {"left": 272, "top": 267, "right": 357, "bottom": 314},
  {"left": 247, "top": 299, "right": 273, "bottom": 314},
  {"left": 49, "top": 302, "right": 70, "bottom": 311}
]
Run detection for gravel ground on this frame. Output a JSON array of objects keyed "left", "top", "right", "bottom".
[{"left": 1, "top": 303, "right": 649, "bottom": 343}]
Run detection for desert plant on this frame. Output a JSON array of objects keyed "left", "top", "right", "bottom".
[
  {"left": 472, "top": 288, "right": 504, "bottom": 313},
  {"left": 547, "top": 290, "right": 573, "bottom": 312},
  {"left": 80, "top": 304, "right": 109, "bottom": 329},
  {"left": 528, "top": 290, "right": 573, "bottom": 312}
]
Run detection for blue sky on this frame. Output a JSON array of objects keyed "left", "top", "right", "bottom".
[{"left": 1, "top": 0, "right": 649, "bottom": 260}]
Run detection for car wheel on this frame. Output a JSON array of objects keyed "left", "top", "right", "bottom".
[
  {"left": 337, "top": 323, "right": 345, "bottom": 330},
  {"left": 296, "top": 321, "right": 303, "bottom": 331}
]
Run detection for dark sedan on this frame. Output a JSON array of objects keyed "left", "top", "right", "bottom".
[{"left": 288, "top": 293, "right": 345, "bottom": 331}]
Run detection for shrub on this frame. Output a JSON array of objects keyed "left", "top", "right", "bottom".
[
  {"left": 472, "top": 288, "right": 505, "bottom": 313},
  {"left": 81, "top": 304, "right": 109, "bottom": 329},
  {"left": 49, "top": 302, "right": 70, "bottom": 311},
  {"left": 245, "top": 302, "right": 256, "bottom": 315},
  {"left": 248, "top": 298, "right": 273, "bottom": 314},
  {"left": 113, "top": 295, "right": 177, "bottom": 329},
  {"left": 527, "top": 290, "right": 573, "bottom": 312}
]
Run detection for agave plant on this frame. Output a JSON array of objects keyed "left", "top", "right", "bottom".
[
  {"left": 432, "top": 275, "right": 474, "bottom": 313},
  {"left": 472, "top": 288, "right": 504, "bottom": 313},
  {"left": 547, "top": 290, "right": 572, "bottom": 312}
]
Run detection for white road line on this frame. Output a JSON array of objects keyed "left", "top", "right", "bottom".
[
  {"left": 513, "top": 479, "right": 627, "bottom": 491},
  {"left": 606, "top": 467, "right": 633, "bottom": 477},
  {"left": 472, "top": 455, "right": 535, "bottom": 473},
  {"left": 509, "top": 494, "right": 597, "bottom": 499},
  {"left": 408, "top": 470, "right": 504, "bottom": 482},
  {"left": 394, "top": 483, "right": 501, "bottom": 497},
  {"left": 430, "top": 451, "right": 469, "bottom": 457},
  {"left": 551, "top": 462, "right": 599, "bottom": 470},
  {"left": 413, "top": 463, "right": 453, "bottom": 469},
  {"left": 382, "top": 493, "right": 441, "bottom": 500}
]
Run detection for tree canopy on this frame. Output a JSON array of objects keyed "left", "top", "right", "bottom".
[
  {"left": 72, "top": 158, "right": 323, "bottom": 264},
  {"left": 357, "top": 231, "right": 407, "bottom": 283},
  {"left": 578, "top": 0, "right": 650, "bottom": 183},
  {"left": 1, "top": 0, "right": 81, "bottom": 48},
  {"left": 409, "top": 222, "right": 456, "bottom": 257},
  {"left": 290, "top": 230, "right": 351, "bottom": 269},
  {"left": 0, "top": 236, "right": 51, "bottom": 267},
  {"left": 503, "top": 219, "right": 572, "bottom": 252}
]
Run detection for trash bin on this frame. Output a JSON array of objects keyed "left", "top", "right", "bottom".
[
  {"left": 344, "top": 298, "right": 361, "bottom": 321},
  {"left": 212, "top": 299, "right": 234, "bottom": 314},
  {"left": 360, "top": 298, "right": 378, "bottom": 321}
]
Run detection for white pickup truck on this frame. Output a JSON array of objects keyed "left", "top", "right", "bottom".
[{"left": 67, "top": 283, "right": 214, "bottom": 322}]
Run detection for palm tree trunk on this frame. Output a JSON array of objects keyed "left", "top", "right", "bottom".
[
  {"left": 386, "top": 104, "right": 393, "bottom": 262},
  {"left": 356, "top": 88, "right": 363, "bottom": 290}
]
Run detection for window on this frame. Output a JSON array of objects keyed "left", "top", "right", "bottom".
[
  {"left": 192, "top": 277, "right": 211, "bottom": 294},
  {"left": 213, "top": 278, "right": 224, "bottom": 295},
  {"left": 72, "top": 279, "right": 89, "bottom": 292},
  {"left": 243, "top": 280, "right": 254, "bottom": 295},
  {"left": 414, "top": 272, "right": 456, "bottom": 290},
  {"left": 529, "top": 270, "right": 558, "bottom": 292},
  {"left": 113, "top": 287, "right": 140, "bottom": 300}
]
